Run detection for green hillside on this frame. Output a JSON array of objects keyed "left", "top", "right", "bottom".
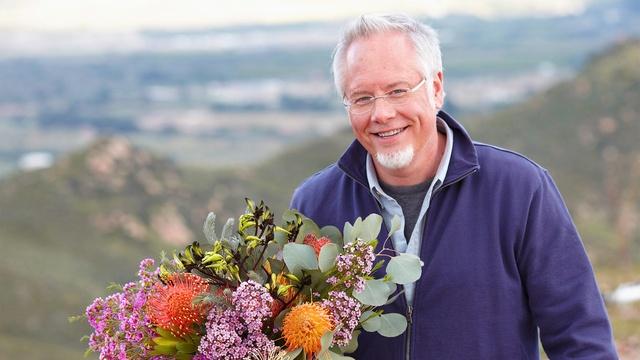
[
  {"left": 0, "top": 138, "right": 215, "bottom": 358},
  {"left": 469, "top": 39, "right": 640, "bottom": 267},
  {"left": 0, "top": 40, "right": 638, "bottom": 358}
]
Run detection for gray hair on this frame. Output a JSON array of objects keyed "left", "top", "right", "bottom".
[{"left": 332, "top": 13, "right": 443, "bottom": 97}]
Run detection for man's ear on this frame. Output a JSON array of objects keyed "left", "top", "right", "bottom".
[{"left": 432, "top": 71, "right": 445, "bottom": 109}]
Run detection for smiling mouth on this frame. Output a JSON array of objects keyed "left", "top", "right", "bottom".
[{"left": 375, "top": 127, "right": 407, "bottom": 138}]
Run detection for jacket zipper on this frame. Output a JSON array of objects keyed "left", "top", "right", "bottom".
[
  {"left": 405, "top": 301, "right": 413, "bottom": 360},
  {"left": 401, "top": 167, "right": 478, "bottom": 360}
]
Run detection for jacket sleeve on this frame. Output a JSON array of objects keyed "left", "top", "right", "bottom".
[{"left": 517, "top": 170, "right": 618, "bottom": 359}]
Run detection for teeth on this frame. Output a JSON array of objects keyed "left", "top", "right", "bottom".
[{"left": 378, "top": 128, "right": 403, "bottom": 137}]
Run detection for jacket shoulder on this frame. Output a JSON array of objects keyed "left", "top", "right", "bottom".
[
  {"left": 290, "top": 163, "right": 344, "bottom": 208},
  {"left": 473, "top": 141, "right": 549, "bottom": 189}
]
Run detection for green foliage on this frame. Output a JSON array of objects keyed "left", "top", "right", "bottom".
[
  {"left": 318, "top": 243, "right": 339, "bottom": 272},
  {"left": 386, "top": 254, "right": 423, "bottom": 285},
  {"left": 377, "top": 313, "right": 408, "bottom": 338},
  {"left": 150, "top": 327, "right": 200, "bottom": 359},
  {"left": 359, "top": 311, "right": 382, "bottom": 332},
  {"left": 283, "top": 243, "right": 319, "bottom": 276},
  {"left": 353, "top": 279, "right": 396, "bottom": 306}
]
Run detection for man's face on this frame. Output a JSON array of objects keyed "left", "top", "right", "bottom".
[{"left": 342, "top": 31, "right": 444, "bottom": 171}]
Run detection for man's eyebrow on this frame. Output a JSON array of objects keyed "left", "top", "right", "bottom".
[
  {"left": 383, "top": 81, "right": 410, "bottom": 90},
  {"left": 347, "top": 81, "right": 411, "bottom": 97}
]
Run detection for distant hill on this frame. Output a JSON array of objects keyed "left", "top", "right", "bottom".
[
  {"left": 0, "top": 137, "right": 213, "bottom": 358},
  {"left": 470, "top": 39, "right": 640, "bottom": 266},
  {"left": 0, "top": 40, "right": 638, "bottom": 359}
]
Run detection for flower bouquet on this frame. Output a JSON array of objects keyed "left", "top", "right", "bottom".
[{"left": 82, "top": 199, "right": 422, "bottom": 359}]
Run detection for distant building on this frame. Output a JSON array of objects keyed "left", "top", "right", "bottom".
[
  {"left": 607, "top": 282, "right": 640, "bottom": 304},
  {"left": 18, "top": 152, "right": 54, "bottom": 171}
]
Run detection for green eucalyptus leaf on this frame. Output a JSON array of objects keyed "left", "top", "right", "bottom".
[
  {"left": 353, "top": 279, "right": 394, "bottom": 306},
  {"left": 377, "top": 313, "right": 408, "bottom": 337},
  {"left": 326, "top": 351, "right": 355, "bottom": 359},
  {"left": 386, "top": 253, "right": 423, "bottom": 284},
  {"left": 386, "top": 281, "right": 398, "bottom": 294},
  {"left": 295, "top": 220, "right": 321, "bottom": 243},
  {"left": 360, "top": 213, "right": 383, "bottom": 242},
  {"left": 275, "top": 229, "right": 288, "bottom": 246},
  {"left": 389, "top": 215, "right": 402, "bottom": 237},
  {"left": 283, "top": 243, "right": 318, "bottom": 276},
  {"left": 274, "top": 307, "right": 290, "bottom": 330},
  {"left": 320, "top": 225, "right": 343, "bottom": 248},
  {"left": 343, "top": 219, "right": 363, "bottom": 245},
  {"left": 203, "top": 212, "right": 217, "bottom": 243},
  {"left": 360, "top": 310, "right": 382, "bottom": 332},
  {"left": 339, "top": 329, "right": 360, "bottom": 354},
  {"left": 384, "top": 289, "right": 404, "bottom": 305},
  {"left": 283, "top": 347, "right": 302, "bottom": 360},
  {"left": 307, "top": 269, "right": 325, "bottom": 289},
  {"left": 264, "top": 241, "right": 281, "bottom": 259},
  {"left": 318, "top": 243, "right": 339, "bottom": 272},
  {"left": 282, "top": 209, "right": 299, "bottom": 223},
  {"left": 247, "top": 270, "right": 266, "bottom": 284},
  {"left": 320, "top": 330, "right": 335, "bottom": 353}
]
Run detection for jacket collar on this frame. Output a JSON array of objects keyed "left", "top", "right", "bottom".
[{"left": 337, "top": 110, "right": 480, "bottom": 187}]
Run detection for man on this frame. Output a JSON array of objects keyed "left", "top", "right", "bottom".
[{"left": 290, "top": 13, "right": 617, "bottom": 359}]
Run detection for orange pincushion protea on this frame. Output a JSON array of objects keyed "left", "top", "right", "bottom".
[
  {"left": 147, "top": 272, "right": 211, "bottom": 338},
  {"left": 303, "top": 234, "right": 332, "bottom": 256},
  {"left": 282, "top": 302, "right": 334, "bottom": 357}
]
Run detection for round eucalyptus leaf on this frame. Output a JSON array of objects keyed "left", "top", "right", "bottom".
[
  {"left": 353, "top": 279, "right": 394, "bottom": 306},
  {"left": 377, "top": 313, "right": 408, "bottom": 337},
  {"left": 283, "top": 243, "right": 318, "bottom": 275},
  {"left": 321, "top": 225, "right": 343, "bottom": 248},
  {"left": 386, "top": 253, "right": 423, "bottom": 285},
  {"left": 295, "top": 219, "right": 321, "bottom": 243},
  {"left": 320, "top": 330, "right": 334, "bottom": 353},
  {"left": 360, "top": 213, "right": 383, "bottom": 242},
  {"left": 327, "top": 351, "right": 355, "bottom": 359},
  {"left": 342, "top": 222, "right": 357, "bottom": 245},
  {"left": 283, "top": 347, "right": 302, "bottom": 360},
  {"left": 360, "top": 310, "right": 381, "bottom": 332},
  {"left": 318, "top": 243, "right": 339, "bottom": 272},
  {"left": 339, "top": 329, "right": 360, "bottom": 354}
]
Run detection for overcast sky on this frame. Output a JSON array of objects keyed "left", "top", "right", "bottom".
[{"left": 0, "top": 0, "right": 590, "bottom": 32}]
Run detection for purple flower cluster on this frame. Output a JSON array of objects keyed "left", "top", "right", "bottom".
[
  {"left": 322, "top": 291, "right": 362, "bottom": 347},
  {"left": 197, "top": 280, "right": 275, "bottom": 359},
  {"left": 86, "top": 258, "right": 164, "bottom": 360},
  {"left": 327, "top": 239, "right": 375, "bottom": 292}
]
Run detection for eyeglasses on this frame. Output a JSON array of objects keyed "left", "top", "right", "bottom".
[{"left": 343, "top": 78, "right": 427, "bottom": 115}]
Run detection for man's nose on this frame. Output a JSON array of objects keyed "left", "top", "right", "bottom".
[{"left": 370, "top": 97, "right": 396, "bottom": 123}]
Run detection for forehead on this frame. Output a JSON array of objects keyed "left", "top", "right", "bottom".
[{"left": 343, "top": 31, "right": 420, "bottom": 92}]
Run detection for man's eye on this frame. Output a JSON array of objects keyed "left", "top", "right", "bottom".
[
  {"left": 388, "top": 89, "right": 409, "bottom": 97},
  {"left": 353, "top": 96, "right": 374, "bottom": 105}
]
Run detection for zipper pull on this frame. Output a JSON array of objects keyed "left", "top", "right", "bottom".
[{"left": 406, "top": 305, "right": 413, "bottom": 324}]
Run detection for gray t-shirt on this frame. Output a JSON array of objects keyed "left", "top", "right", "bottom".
[{"left": 379, "top": 178, "right": 433, "bottom": 241}]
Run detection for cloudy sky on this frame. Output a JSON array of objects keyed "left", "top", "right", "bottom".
[{"left": 1, "top": 0, "right": 590, "bottom": 32}]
